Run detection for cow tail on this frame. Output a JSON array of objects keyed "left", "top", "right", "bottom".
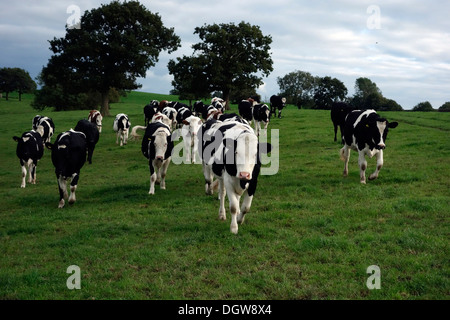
[{"left": 130, "top": 126, "right": 146, "bottom": 140}]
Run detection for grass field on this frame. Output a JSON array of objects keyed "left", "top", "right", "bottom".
[{"left": 0, "top": 92, "right": 449, "bottom": 300}]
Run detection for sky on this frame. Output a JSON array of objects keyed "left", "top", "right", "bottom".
[{"left": 1, "top": 0, "right": 449, "bottom": 109}]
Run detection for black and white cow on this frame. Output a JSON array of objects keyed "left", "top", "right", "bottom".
[
  {"left": 176, "top": 107, "right": 193, "bottom": 127},
  {"left": 181, "top": 115, "right": 202, "bottom": 163},
  {"left": 238, "top": 99, "right": 256, "bottom": 123},
  {"left": 162, "top": 106, "right": 178, "bottom": 130},
  {"left": 144, "top": 100, "right": 159, "bottom": 126},
  {"left": 194, "top": 101, "right": 206, "bottom": 118},
  {"left": 252, "top": 104, "right": 271, "bottom": 136},
  {"left": 32, "top": 115, "right": 55, "bottom": 144},
  {"left": 340, "top": 109, "right": 398, "bottom": 184},
  {"left": 88, "top": 110, "right": 103, "bottom": 133},
  {"left": 13, "top": 130, "right": 44, "bottom": 188},
  {"left": 113, "top": 113, "right": 131, "bottom": 146},
  {"left": 46, "top": 130, "right": 87, "bottom": 208},
  {"left": 269, "top": 95, "right": 286, "bottom": 118},
  {"left": 211, "top": 97, "right": 225, "bottom": 113},
  {"left": 169, "top": 101, "right": 191, "bottom": 112},
  {"left": 74, "top": 119, "right": 99, "bottom": 164},
  {"left": 200, "top": 120, "right": 272, "bottom": 234},
  {"left": 133, "top": 122, "right": 174, "bottom": 194},
  {"left": 331, "top": 102, "right": 353, "bottom": 142}
]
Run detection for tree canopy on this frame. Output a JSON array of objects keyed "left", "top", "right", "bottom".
[
  {"left": 35, "top": 0, "right": 180, "bottom": 115},
  {"left": 413, "top": 101, "right": 434, "bottom": 112},
  {"left": 169, "top": 21, "right": 273, "bottom": 108},
  {"left": 0, "top": 67, "right": 36, "bottom": 101}
]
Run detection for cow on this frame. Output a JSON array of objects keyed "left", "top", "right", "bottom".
[
  {"left": 144, "top": 100, "right": 159, "bottom": 126},
  {"left": 74, "top": 119, "right": 99, "bottom": 164},
  {"left": 181, "top": 115, "right": 202, "bottom": 163},
  {"left": 45, "top": 129, "right": 87, "bottom": 208},
  {"left": 168, "top": 101, "right": 191, "bottom": 112},
  {"left": 32, "top": 115, "right": 55, "bottom": 144},
  {"left": 194, "top": 101, "right": 206, "bottom": 117},
  {"left": 252, "top": 104, "right": 271, "bottom": 136},
  {"left": 238, "top": 99, "right": 255, "bottom": 123},
  {"left": 340, "top": 109, "right": 398, "bottom": 184},
  {"left": 162, "top": 107, "right": 178, "bottom": 130},
  {"left": 113, "top": 113, "right": 131, "bottom": 146},
  {"left": 270, "top": 95, "right": 286, "bottom": 118},
  {"left": 176, "top": 107, "right": 193, "bottom": 128},
  {"left": 13, "top": 130, "right": 44, "bottom": 188},
  {"left": 88, "top": 110, "right": 103, "bottom": 133},
  {"left": 200, "top": 120, "right": 272, "bottom": 234},
  {"left": 133, "top": 122, "right": 174, "bottom": 195},
  {"left": 331, "top": 102, "right": 353, "bottom": 142},
  {"left": 211, "top": 97, "right": 225, "bottom": 113}
]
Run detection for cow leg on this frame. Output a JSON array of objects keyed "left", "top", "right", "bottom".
[
  {"left": 238, "top": 191, "right": 253, "bottom": 225},
  {"left": 358, "top": 151, "right": 367, "bottom": 184},
  {"left": 340, "top": 146, "right": 350, "bottom": 177},
  {"left": 333, "top": 124, "right": 338, "bottom": 142},
  {"left": 218, "top": 178, "right": 226, "bottom": 221},
  {"left": 192, "top": 135, "right": 199, "bottom": 164},
  {"left": 203, "top": 164, "right": 214, "bottom": 195},
  {"left": 184, "top": 135, "right": 192, "bottom": 163},
  {"left": 369, "top": 150, "right": 384, "bottom": 181},
  {"left": 255, "top": 121, "right": 260, "bottom": 137},
  {"left": 149, "top": 161, "right": 156, "bottom": 195},
  {"left": 26, "top": 159, "right": 34, "bottom": 184},
  {"left": 57, "top": 175, "right": 68, "bottom": 208},
  {"left": 123, "top": 129, "right": 128, "bottom": 145},
  {"left": 159, "top": 157, "right": 171, "bottom": 190},
  {"left": 30, "top": 161, "right": 37, "bottom": 184},
  {"left": 20, "top": 159, "right": 26, "bottom": 188},
  {"left": 116, "top": 130, "right": 120, "bottom": 145},
  {"left": 278, "top": 110, "right": 282, "bottom": 118},
  {"left": 227, "top": 191, "right": 241, "bottom": 234},
  {"left": 69, "top": 173, "right": 79, "bottom": 204}
]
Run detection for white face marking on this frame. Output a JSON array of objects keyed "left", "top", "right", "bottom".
[
  {"left": 376, "top": 121, "right": 387, "bottom": 146},
  {"left": 235, "top": 133, "right": 258, "bottom": 179}
]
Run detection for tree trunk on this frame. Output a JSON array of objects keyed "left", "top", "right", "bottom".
[
  {"left": 100, "top": 90, "right": 111, "bottom": 117},
  {"left": 223, "top": 88, "right": 231, "bottom": 111}
]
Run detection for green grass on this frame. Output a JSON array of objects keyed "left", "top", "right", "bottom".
[{"left": 0, "top": 92, "right": 449, "bottom": 300}]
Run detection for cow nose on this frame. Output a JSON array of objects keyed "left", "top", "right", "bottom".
[
  {"left": 378, "top": 143, "right": 386, "bottom": 150},
  {"left": 239, "top": 172, "right": 251, "bottom": 180},
  {"left": 156, "top": 156, "right": 164, "bottom": 161}
]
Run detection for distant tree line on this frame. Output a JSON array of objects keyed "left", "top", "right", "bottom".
[{"left": 0, "top": 67, "right": 36, "bottom": 101}]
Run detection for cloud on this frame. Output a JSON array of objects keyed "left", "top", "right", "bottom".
[{"left": 1, "top": 0, "right": 449, "bottom": 109}]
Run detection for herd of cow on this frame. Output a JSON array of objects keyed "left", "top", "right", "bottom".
[{"left": 12, "top": 96, "right": 398, "bottom": 233}]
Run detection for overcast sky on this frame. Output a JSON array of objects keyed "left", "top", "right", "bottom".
[{"left": 1, "top": 0, "right": 449, "bottom": 109}]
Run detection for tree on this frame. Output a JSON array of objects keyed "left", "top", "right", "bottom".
[
  {"left": 167, "top": 55, "right": 210, "bottom": 105},
  {"left": 37, "top": 1, "right": 180, "bottom": 115},
  {"left": 351, "top": 77, "right": 383, "bottom": 109},
  {"left": 379, "top": 98, "right": 403, "bottom": 111},
  {"left": 186, "top": 21, "right": 273, "bottom": 109},
  {"left": 0, "top": 67, "right": 36, "bottom": 101},
  {"left": 313, "top": 76, "right": 348, "bottom": 110},
  {"left": 438, "top": 102, "right": 450, "bottom": 112},
  {"left": 413, "top": 101, "right": 434, "bottom": 112},
  {"left": 277, "top": 70, "right": 318, "bottom": 108}
]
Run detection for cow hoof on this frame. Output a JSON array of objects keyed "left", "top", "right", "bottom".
[
  {"left": 21, "top": 184, "right": 25, "bottom": 188},
  {"left": 360, "top": 180, "right": 366, "bottom": 184},
  {"left": 369, "top": 174, "right": 378, "bottom": 181},
  {"left": 343, "top": 171, "right": 348, "bottom": 177},
  {"left": 230, "top": 225, "right": 238, "bottom": 234},
  {"left": 58, "top": 199, "right": 65, "bottom": 208}
]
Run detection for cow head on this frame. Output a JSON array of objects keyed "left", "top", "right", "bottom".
[
  {"left": 150, "top": 128, "right": 173, "bottom": 162},
  {"left": 182, "top": 116, "right": 202, "bottom": 136},
  {"left": 223, "top": 132, "right": 259, "bottom": 181},
  {"left": 366, "top": 118, "right": 398, "bottom": 150},
  {"left": 13, "top": 132, "right": 40, "bottom": 158}
]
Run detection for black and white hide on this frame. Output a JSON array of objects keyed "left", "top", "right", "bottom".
[
  {"left": 340, "top": 109, "right": 398, "bottom": 184},
  {"left": 136, "top": 122, "right": 174, "bottom": 195},
  {"left": 252, "top": 104, "right": 271, "bottom": 136},
  {"left": 88, "top": 110, "right": 103, "bottom": 133},
  {"left": 269, "top": 95, "right": 286, "bottom": 118},
  {"left": 32, "top": 115, "right": 55, "bottom": 144},
  {"left": 201, "top": 120, "right": 272, "bottom": 234},
  {"left": 113, "top": 113, "right": 131, "bottom": 146},
  {"left": 181, "top": 115, "right": 202, "bottom": 163},
  {"left": 144, "top": 100, "right": 159, "bottom": 126},
  {"left": 13, "top": 130, "right": 44, "bottom": 188},
  {"left": 46, "top": 130, "right": 87, "bottom": 208},
  {"left": 74, "top": 119, "right": 99, "bottom": 164}
]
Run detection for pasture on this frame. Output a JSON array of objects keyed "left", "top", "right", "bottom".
[{"left": 0, "top": 92, "right": 448, "bottom": 300}]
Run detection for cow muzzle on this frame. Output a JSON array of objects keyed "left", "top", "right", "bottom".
[
  {"left": 238, "top": 172, "right": 251, "bottom": 181},
  {"left": 156, "top": 156, "right": 164, "bottom": 162},
  {"left": 376, "top": 143, "right": 386, "bottom": 150}
]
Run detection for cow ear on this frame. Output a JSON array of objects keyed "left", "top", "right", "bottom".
[
  {"left": 13, "top": 136, "right": 20, "bottom": 142},
  {"left": 388, "top": 121, "right": 398, "bottom": 129},
  {"left": 182, "top": 120, "right": 189, "bottom": 125},
  {"left": 45, "top": 142, "right": 53, "bottom": 150}
]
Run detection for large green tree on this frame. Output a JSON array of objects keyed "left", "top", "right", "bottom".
[
  {"left": 37, "top": 0, "right": 180, "bottom": 115},
  {"left": 313, "top": 76, "right": 348, "bottom": 110},
  {"left": 351, "top": 77, "right": 383, "bottom": 109},
  {"left": 170, "top": 21, "right": 273, "bottom": 109},
  {"left": 277, "top": 70, "right": 318, "bottom": 108}
]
